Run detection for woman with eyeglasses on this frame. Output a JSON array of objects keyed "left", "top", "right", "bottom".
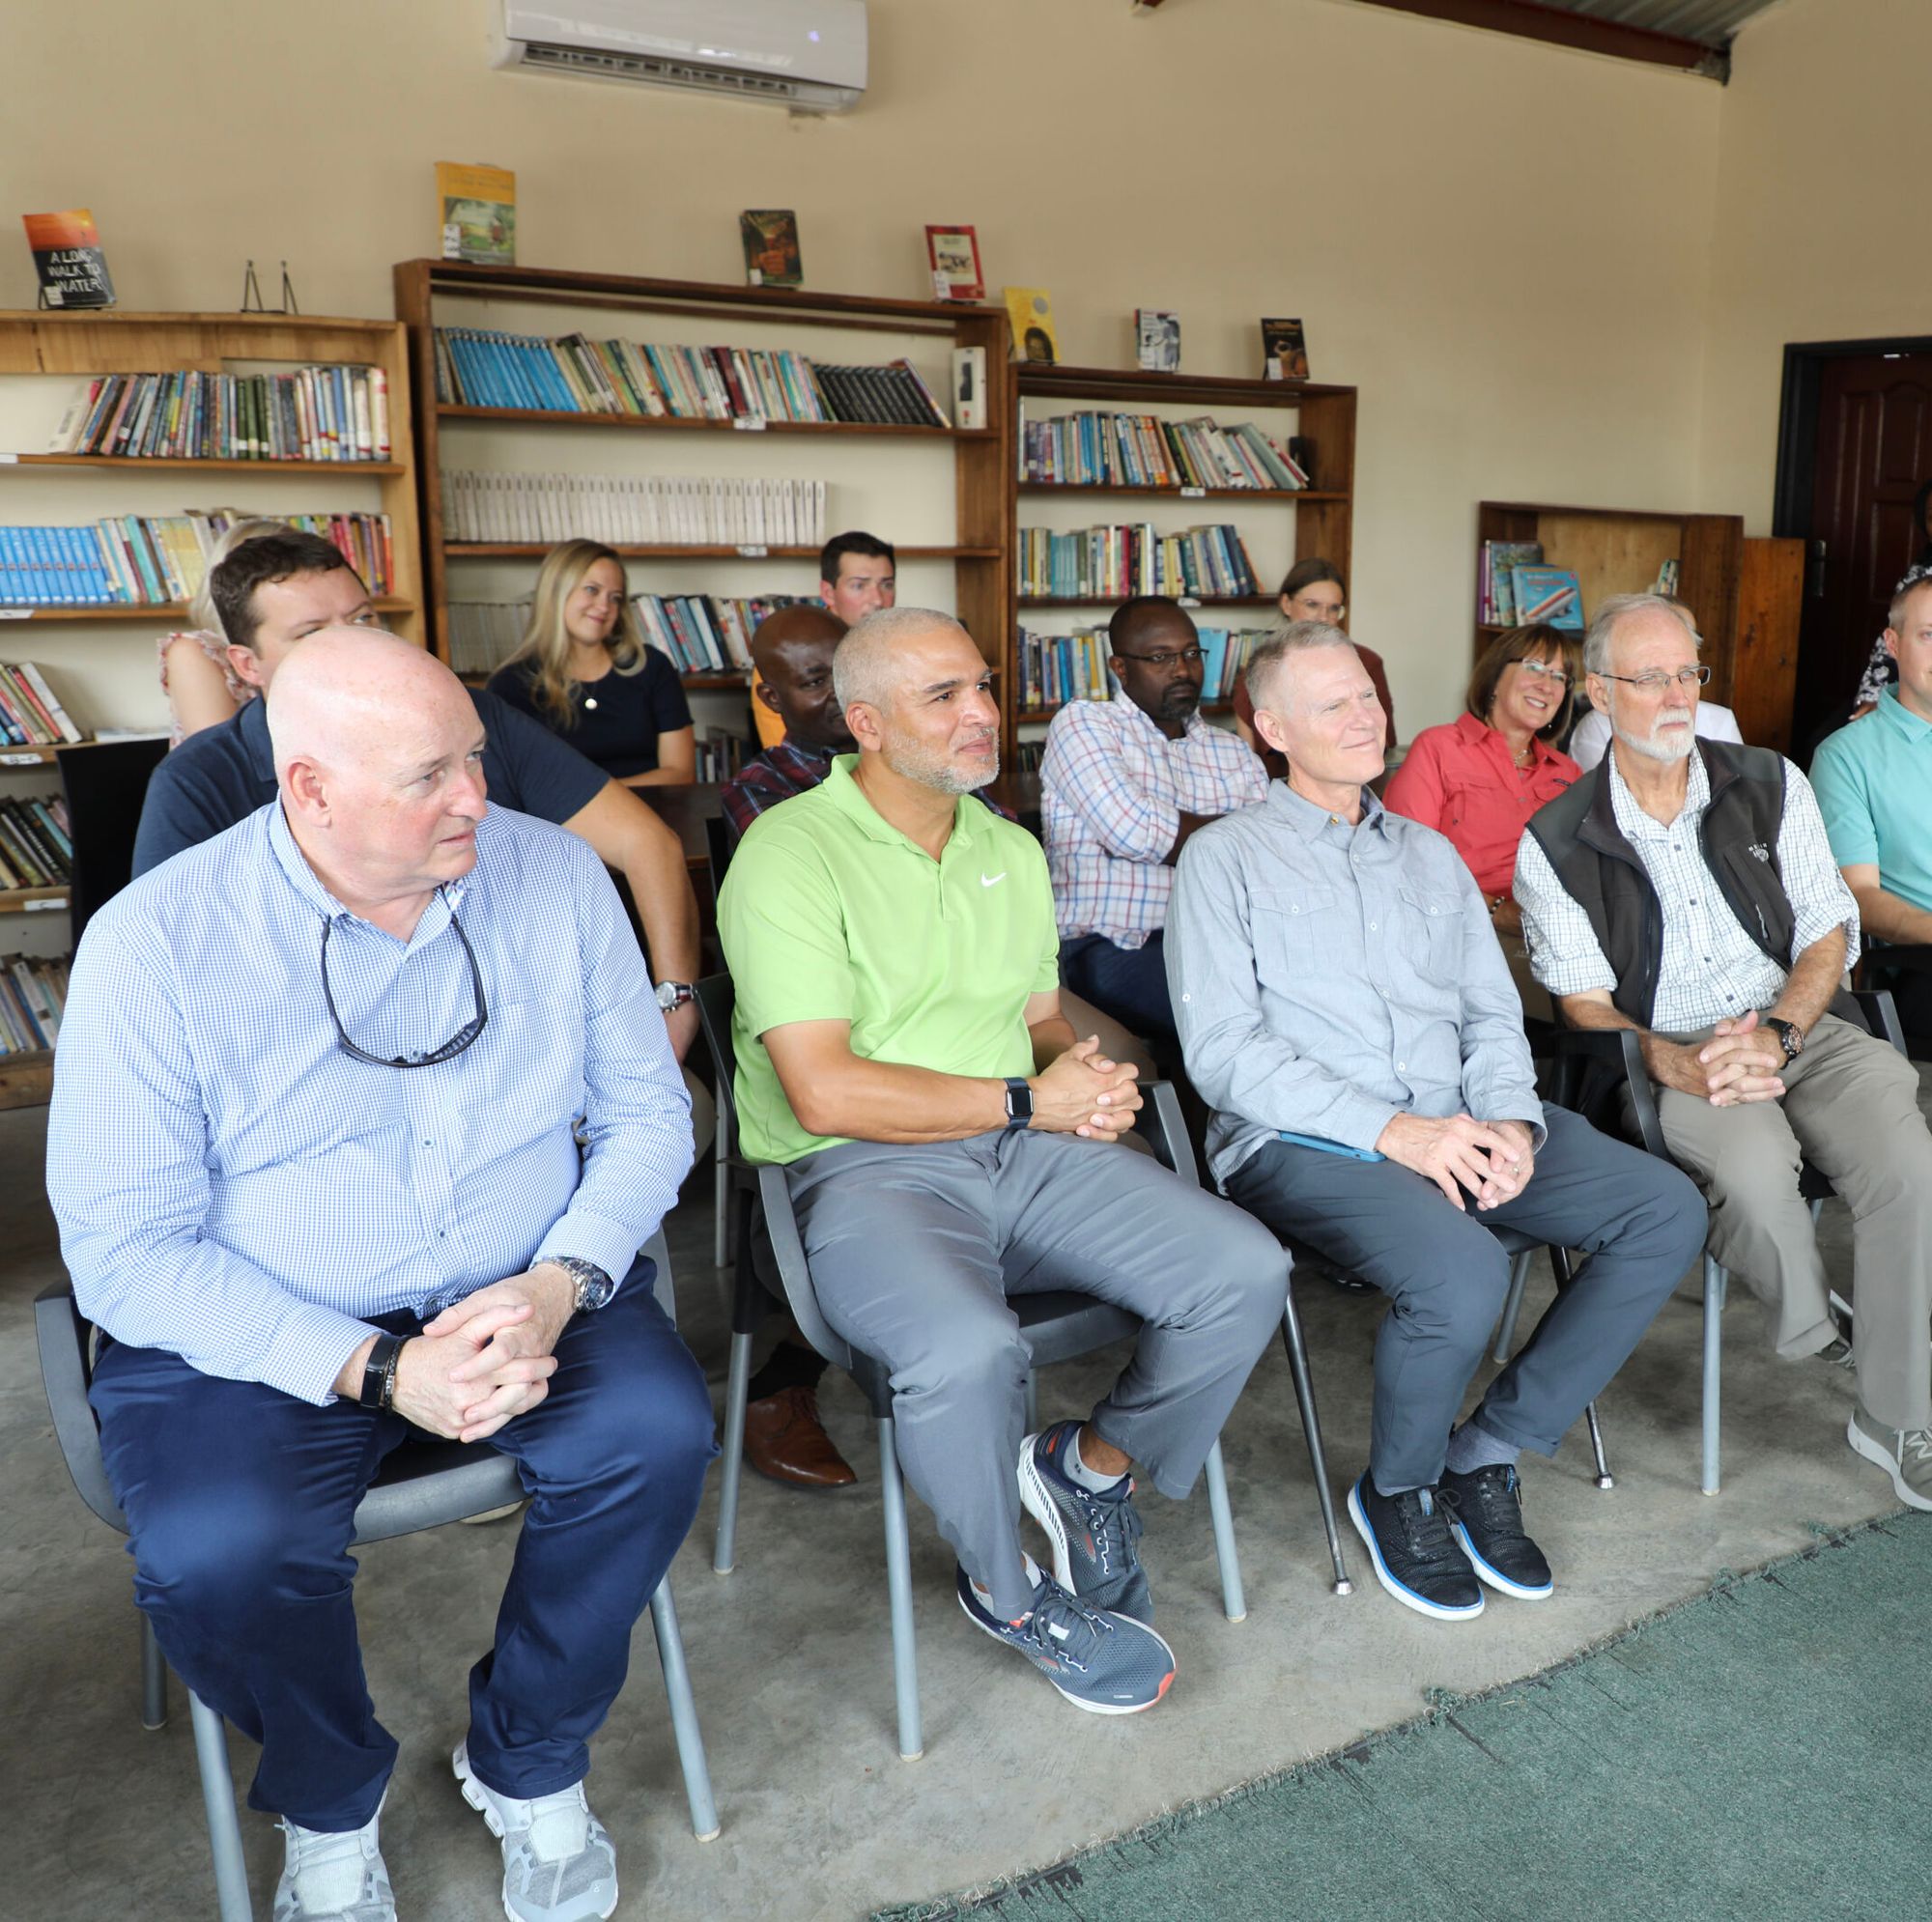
[
  {"left": 1231, "top": 559, "right": 1398, "bottom": 767},
  {"left": 487, "top": 540, "right": 696, "bottom": 787},
  {"left": 1384, "top": 623, "right": 1582, "bottom": 938}
]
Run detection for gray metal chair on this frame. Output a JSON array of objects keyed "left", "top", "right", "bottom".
[
  {"left": 36, "top": 1230, "right": 718, "bottom": 1922},
  {"left": 692, "top": 972, "right": 1255, "bottom": 1763},
  {"left": 1534, "top": 991, "right": 1906, "bottom": 1496}
]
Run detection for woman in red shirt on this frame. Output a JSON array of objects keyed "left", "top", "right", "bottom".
[{"left": 1384, "top": 623, "right": 1581, "bottom": 936}]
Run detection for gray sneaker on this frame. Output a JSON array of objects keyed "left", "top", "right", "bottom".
[
  {"left": 1847, "top": 1406, "right": 1932, "bottom": 1512},
  {"left": 455, "top": 1743, "right": 619, "bottom": 1922},
  {"left": 273, "top": 1795, "right": 395, "bottom": 1922}
]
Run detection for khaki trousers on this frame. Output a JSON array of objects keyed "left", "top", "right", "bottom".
[{"left": 1657, "top": 1012, "right": 1932, "bottom": 1431}]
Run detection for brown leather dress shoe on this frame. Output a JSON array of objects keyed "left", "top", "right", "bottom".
[{"left": 743, "top": 1384, "right": 858, "bottom": 1488}]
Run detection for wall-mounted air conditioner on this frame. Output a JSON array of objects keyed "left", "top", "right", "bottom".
[{"left": 493, "top": 0, "right": 868, "bottom": 112}]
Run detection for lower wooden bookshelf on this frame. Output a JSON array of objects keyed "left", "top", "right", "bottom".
[{"left": 0, "top": 1049, "right": 53, "bottom": 1112}]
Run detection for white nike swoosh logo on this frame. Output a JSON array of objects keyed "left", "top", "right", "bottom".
[{"left": 980, "top": 873, "right": 1007, "bottom": 888}]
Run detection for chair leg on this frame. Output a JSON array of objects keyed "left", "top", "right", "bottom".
[
  {"left": 1544, "top": 1247, "right": 1614, "bottom": 1492},
  {"left": 1702, "top": 1254, "right": 1726, "bottom": 1497},
  {"left": 713, "top": 1134, "right": 731, "bottom": 1270},
  {"left": 647, "top": 1579, "right": 721, "bottom": 1842},
  {"left": 141, "top": 1612, "right": 168, "bottom": 1731},
  {"left": 712, "top": 1329, "right": 754, "bottom": 1575},
  {"left": 1492, "top": 1250, "right": 1533, "bottom": 1364},
  {"left": 876, "top": 1417, "right": 923, "bottom": 1762},
  {"left": 1202, "top": 1438, "right": 1246, "bottom": 1623},
  {"left": 1279, "top": 1289, "right": 1351, "bottom": 1596},
  {"left": 188, "top": 1691, "right": 254, "bottom": 1922}
]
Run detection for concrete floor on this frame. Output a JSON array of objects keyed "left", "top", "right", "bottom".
[{"left": 3, "top": 1088, "right": 1917, "bottom": 1922}]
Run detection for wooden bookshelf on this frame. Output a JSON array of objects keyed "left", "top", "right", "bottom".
[
  {"left": 1009, "top": 363, "right": 1356, "bottom": 756},
  {"left": 394, "top": 260, "right": 1014, "bottom": 721},
  {"left": 0, "top": 596, "right": 413, "bottom": 624},
  {"left": 0, "top": 1048, "right": 53, "bottom": 1113}
]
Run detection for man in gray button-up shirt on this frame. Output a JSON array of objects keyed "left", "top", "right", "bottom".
[{"left": 1168, "top": 622, "right": 1704, "bottom": 1624}]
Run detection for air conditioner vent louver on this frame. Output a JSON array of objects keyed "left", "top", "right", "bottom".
[{"left": 518, "top": 42, "right": 807, "bottom": 101}]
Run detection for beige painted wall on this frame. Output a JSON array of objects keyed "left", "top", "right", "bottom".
[
  {"left": 3, "top": 0, "right": 1726, "bottom": 733},
  {"left": 1698, "top": 0, "right": 1928, "bottom": 529}
]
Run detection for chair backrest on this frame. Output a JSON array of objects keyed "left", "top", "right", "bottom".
[
  {"left": 703, "top": 813, "right": 733, "bottom": 912},
  {"left": 57, "top": 735, "right": 168, "bottom": 942},
  {"left": 694, "top": 972, "right": 742, "bottom": 1162}
]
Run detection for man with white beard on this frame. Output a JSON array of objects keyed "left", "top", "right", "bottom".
[{"left": 1514, "top": 593, "right": 1932, "bottom": 1509}]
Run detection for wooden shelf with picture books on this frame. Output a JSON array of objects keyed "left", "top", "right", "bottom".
[
  {"left": 0, "top": 309, "right": 425, "bottom": 1106},
  {"left": 1008, "top": 361, "right": 1355, "bottom": 755},
  {"left": 394, "top": 260, "right": 1014, "bottom": 722}
]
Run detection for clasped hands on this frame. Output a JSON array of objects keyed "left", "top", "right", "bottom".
[
  {"left": 390, "top": 1264, "right": 577, "bottom": 1444},
  {"left": 1376, "top": 1112, "right": 1537, "bottom": 1212},
  {"left": 1030, "top": 1035, "right": 1143, "bottom": 1140},
  {"left": 1652, "top": 1007, "right": 1787, "bottom": 1108}
]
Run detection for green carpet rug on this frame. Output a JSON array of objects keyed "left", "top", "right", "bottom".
[{"left": 873, "top": 1515, "right": 1929, "bottom": 1922}]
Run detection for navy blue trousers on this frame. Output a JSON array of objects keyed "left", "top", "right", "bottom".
[
  {"left": 1061, "top": 929, "right": 1177, "bottom": 1042},
  {"left": 91, "top": 1263, "right": 715, "bottom": 1832}
]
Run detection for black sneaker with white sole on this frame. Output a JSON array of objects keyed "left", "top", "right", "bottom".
[
  {"left": 1437, "top": 1463, "right": 1553, "bottom": 1600},
  {"left": 1347, "top": 1474, "right": 1484, "bottom": 1620}
]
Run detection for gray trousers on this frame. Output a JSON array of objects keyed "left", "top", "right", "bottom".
[
  {"left": 1224, "top": 1105, "right": 1706, "bottom": 1494},
  {"left": 785, "top": 1129, "right": 1288, "bottom": 1617},
  {"left": 1657, "top": 1011, "right": 1932, "bottom": 1431}
]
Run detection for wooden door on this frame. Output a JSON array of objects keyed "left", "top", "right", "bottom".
[{"left": 1795, "top": 353, "right": 1932, "bottom": 734}]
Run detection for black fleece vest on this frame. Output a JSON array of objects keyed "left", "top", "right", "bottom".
[{"left": 1524, "top": 741, "right": 1855, "bottom": 1031}]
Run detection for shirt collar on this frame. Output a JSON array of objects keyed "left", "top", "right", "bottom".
[
  {"left": 777, "top": 735, "right": 838, "bottom": 767},
  {"left": 1877, "top": 686, "right": 1932, "bottom": 741},
  {"left": 1265, "top": 777, "right": 1388, "bottom": 840},
  {"left": 1452, "top": 707, "right": 1559, "bottom": 764},
  {"left": 1114, "top": 695, "right": 1206, "bottom": 746},
  {"left": 266, "top": 800, "right": 469, "bottom": 939},
  {"left": 1605, "top": 740, "right": 1710, "bottom": 839},
  {"left": 821, "top": 753, "right": 983, "bottom": 852}
]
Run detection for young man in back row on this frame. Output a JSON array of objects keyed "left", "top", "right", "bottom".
[{"left": 133, "top": 530, "right": 705, "bottom": 1062}]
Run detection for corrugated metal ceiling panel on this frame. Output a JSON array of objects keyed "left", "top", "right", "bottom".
[{"left": 1537, "top": 0, "right": 1786, "bottom": 51}]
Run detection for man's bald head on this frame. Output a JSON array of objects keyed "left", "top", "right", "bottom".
[
  {"left": 750, "top": 605, "right": 851, "bottom": 753},
  {"left": 833, "top": 608, "right": 971, "bottom": 712},
  {"left": 269, "top": 626, "right": 491, "bottom": 916},
  {"left": 834, "top": 608, "right": 999, "bottom": 795}
]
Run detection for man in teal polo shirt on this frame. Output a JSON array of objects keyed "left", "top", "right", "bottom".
[
  {"left": 1814, "top": 565, "right": 1932, "bottom": 1038},
  {"left": 719, "top": 608, "right": 1285, "bottom": 1716}
]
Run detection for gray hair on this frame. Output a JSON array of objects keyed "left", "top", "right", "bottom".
[
  {"left": 1582, "top": 593, "right": 1698, "bottom": 679},
  {"left": 1889, "top": 564, "right": 1932, "bottom": 631},
  {"left": 1244, "top": 619, "right": 1356, "bottom": 715},
  {"left": 832, "top": 607, "right": 968, "bottom": 711}
]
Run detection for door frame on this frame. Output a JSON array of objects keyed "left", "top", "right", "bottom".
[{"left": 1772, "top": 335, "right": 1932, "bottom": 539}]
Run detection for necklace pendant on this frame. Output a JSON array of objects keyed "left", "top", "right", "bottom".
[{"left": 583, "top": 695, "right": 599, "bottom": 710}]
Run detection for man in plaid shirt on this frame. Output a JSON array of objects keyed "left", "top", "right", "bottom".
[{"left": 1042, "top": 598, "right": 1269, "bottom": 1041}]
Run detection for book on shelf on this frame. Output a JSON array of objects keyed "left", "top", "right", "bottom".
[
  {"left": 1260, "top": 318, "right": 1308, "bottom": 381},
  {"left": 694, "top": 729, "right": 750, "bottom": 784},
  {"left": 0, "top": 792, "right": 72, "bottom": 890},
  {"left": 0, "top": 512, "right": 391, "bottom": 608},
  {"left": 1654, "top": 557, "right": 1682, "bottom": 596},
  {"left": 1477, "top": 540, "right": 1545, "bottom": 626},
  {"left": 1017, "top": 627, "right": 1110, "bottom": 711},
  {"left": 0, "top": 953, "right": 69, "bottom": 1055},
  {"left": 432, "top": 327, "right": 951, "bottom": 428},
  {"left": 740, "top": 210, "right": 803, "bottom": 288},
  {"left": 1194, "top": 627, "right": 1275, "bottom": 703},
  {"left": 1510, "top": 564, "right": 1584, "bottom": 630},
  {"left": 44, "top": 366, "right": 392, "bottom": 462},
  {"left": 1017, "top": 523, "right": 1261, "bottom": 601},
  {"left": 447, "top": 601, "right": 532, "bottom": 679},
  {"left": 1006, "top": 288, "right": 1058, "bottom": 364},
  {"left": 1135, "top": 310, "right": 1180, "bottom": 374},
  {"left": 1019, "top": 410, "right": 1307, "bottom": 490},
  {"left": 437, "top": 162, "right": 516, "bottom": 266},
  {"left": 21, "top": 210, "right": 115, "bottom": 309},
  {"left": 925, "top": 225, "right": 984, "bottom": 301},
  {"left": 442, "top": 471, "right": 828, "bottom": 550},
  {"left": 0, "top": 663, "right": 83, "bottom": 746}
]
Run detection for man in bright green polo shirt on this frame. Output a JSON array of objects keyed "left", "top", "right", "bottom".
[
  {"left": 719, "top": 607, "right": 1285, "bottom": 1718},
  {"left": 1813, "top": 565, "right": 1932, "bottom": 1037}
]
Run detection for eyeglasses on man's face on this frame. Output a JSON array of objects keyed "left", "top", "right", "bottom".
[
  {"left": 1117, "top": 646, "right": 1206, "bottom": 670},
  {"left": 1597, "top": 665, "right": 1713, "bottom": 694}
]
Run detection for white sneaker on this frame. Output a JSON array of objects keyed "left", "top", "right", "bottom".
[
  {"left": 454, "top": 1743, "right": 619, "bottom": 1922},
  {"left": 272, "top": 1795, "right": 395, "bottom": 1922},
  {"left": 1847, "top": 1406, "right": 1932, "bottom": 1512}
]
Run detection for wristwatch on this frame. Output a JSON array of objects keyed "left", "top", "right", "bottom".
[
  {"left": 1003, "top": 1077, "right": 1035, "bottom": 1133},
  {"left": 542, "top": 1255, "right": 616, "bottom": 1313},
  {"left": 1764, "top": 1017, "right": 1804, "bottom": 1063},
  {"left": 655, "top": 980, "right": 696, "bottom": 1014}
]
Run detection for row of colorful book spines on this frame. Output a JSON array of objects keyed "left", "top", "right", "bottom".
[
  {"left": 54, "top": 367, "right": 392, "bottom": 462},
  {"left": 1019, "top": 416, "right": 1305, "bottom": 491},
  {"left": 1017, "top": 632, "right": 1111, "bottom": 709},
  {"left": 1018, "top": 628, "right": 1269, "bottom": 705},
  {"left": 1475, "top": 542, "right": 1547, "bottom": 625},
  {"left": 0, "top": 517, "right": 391, "bottom": 606},
  {"left": 693, "top": 735, "right": 749, "bottom": 784},
  {"left": 0, "top": 954, "right": 67, "bottom": 1055},
  {"left": 436, "top": 328, "right": 830, "bottom": 423},
  {"left": 0, "top": 795, "right": 71, "bottom": 890},
  {"left": 636, "top": 594, "right": 821, "bottom": 675},
  {"left": 1016, "top": 527, "right": 1261, "bottom": 599},
  {"left": 0, "top": 662, "right": 79, "bottom": 747}
]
